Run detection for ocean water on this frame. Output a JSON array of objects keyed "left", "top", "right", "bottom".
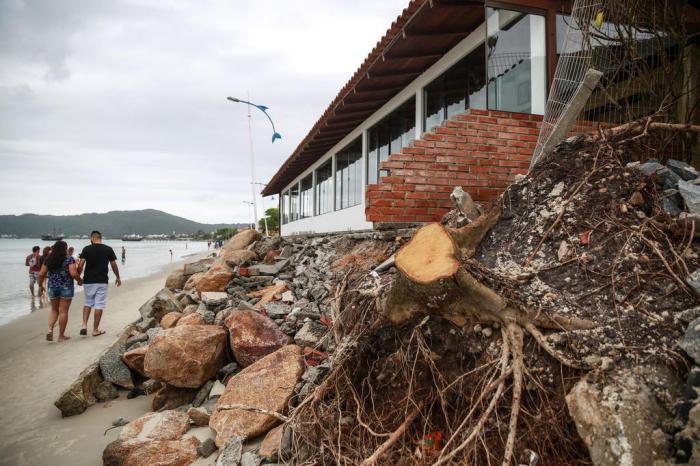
[{"left": 0, "top": 238, "right": 210, "bottom": 325}]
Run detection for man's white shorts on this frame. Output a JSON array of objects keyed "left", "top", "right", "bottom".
[{"left": 84, "top": 283, "right": 108, "bottom": 309}]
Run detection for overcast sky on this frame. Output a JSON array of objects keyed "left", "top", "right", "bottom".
[{"left": 0, "top": 0, "right": 407, "bottom": 224}]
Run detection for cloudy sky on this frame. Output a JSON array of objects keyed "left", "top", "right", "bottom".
[{"left": 0, "top": 0, "right": 407, "bottom": 224}]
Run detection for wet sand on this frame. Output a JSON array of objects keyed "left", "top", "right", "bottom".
[{"left": 0, "top": 255, "right": 207, "bottom": 466}]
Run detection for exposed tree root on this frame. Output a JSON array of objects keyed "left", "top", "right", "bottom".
[
  {"left": 380, "top": 215, "right": 593, "bottom": 465},
  {"left": 283, "top": 208, "right": 595, "bottom": 465},
  {"left": 360, "top": 401, "right": 424, "bottom": 466},
  {"left": 503, "top": 323, "right": 524, "bottom": 466}
]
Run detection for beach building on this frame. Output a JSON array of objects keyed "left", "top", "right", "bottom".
[{"left": 262, "top": 0, "right": 699, "bottom": 236}]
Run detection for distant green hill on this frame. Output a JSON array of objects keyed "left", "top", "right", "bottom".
[{"left": 0, "top": 209, "right": 247, "bottom": 238}]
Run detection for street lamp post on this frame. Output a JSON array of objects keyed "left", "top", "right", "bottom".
[
  {"left": 226, "top": 95, "right": 281, "bottom": 232},
  {"left": 242, "top": 201, "right": 254, "bottom": 230},
  {"left": 253, "top": 182, "right": 269, "bottom": 237}
]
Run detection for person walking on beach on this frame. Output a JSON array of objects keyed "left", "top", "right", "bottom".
[
  {"left": 39, "top": 246, "right": 52, "bottom": 297},
  {"left": 169, "top": 249, "right": 173, "bottom": 261},
  {"left": 77, "top": 231, "right": 121, "bottom": 337},
  {"left": 38, "top": 240, "right": 82, "bottom": 342},
  {"left": 121, "top": 246, "right": 126, "bottom": 264},
  {"left": 25, "top": 246, "right": 42, "bottom": 296}
]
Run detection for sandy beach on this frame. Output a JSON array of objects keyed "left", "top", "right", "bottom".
[{"left": 0, "top": 254, "right": 206, "bottom": 466}]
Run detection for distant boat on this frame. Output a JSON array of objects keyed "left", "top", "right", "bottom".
[
  {"left": 121, "top": 234, "right": 144, "bottom": 242},
  {"left": 41, "top": 229, "right": 64, "bottom": 241}
]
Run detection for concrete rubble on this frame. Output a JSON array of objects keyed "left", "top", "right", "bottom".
[
  {"left": 53, "top": 140, "right": 700, "bottom": 465},
  {"left": 54, "top": 226, "right": 400, "bottom": 464}
]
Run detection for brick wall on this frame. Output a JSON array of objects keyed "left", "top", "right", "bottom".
[{"left": 365, "top": 108, "right": 595, "bottom": 224}]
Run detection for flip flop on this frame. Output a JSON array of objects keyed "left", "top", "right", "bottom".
[
  {"left": 58, "top": 336, "right": 71, "bottom": 342},
  {"left": 46, "top": 332, "right": 53, "bottom": 342},
  {"left": 79, "top": 328, "right": 87, "bottom": 336},
  {"left": 93, "top": 330, "right": 106, "bottom": 337}
]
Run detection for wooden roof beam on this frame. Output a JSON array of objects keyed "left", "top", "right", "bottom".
[
  {"left": 365, "top": 69, "right": 422, "bottom": 79},
  {"left": 402, "top": 30, "right": 468, "bottom": 39},
  {"left": 381, "top": 51, "right": 443, "bottom": 61}
]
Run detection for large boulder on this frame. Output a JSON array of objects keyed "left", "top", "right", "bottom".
[
  {"left": 259, "top": 424, "right": 284, "bottom": 461},
  {"left": 177, "top": 312, "right": 206, "bottom": 326},
  {"left": 94, "top": 380, "right": 119, "bottom": 402},
  {"left": 165, "top": 267, "right": 187, "bottom": 290},
  {"left": 160, "top": 311, "right": 183, "bottom": 329},
  {"left": 183, "top": 272, "right": 204, "bottom": 291},
  {"left": 54, "top": 362, "right": 104, "bottom": 417},
  {"left": 680, "top": 316, "right": 700, "bottom": 363},
  {"left": 118, "top": 411, "right": 190, "bottom": 441},
  {"left": 103, "top": 436, "right": 199, "bottom": 466},
  {"left": 225, "top": 310, "right": 290, "bottom": 367},
  {"left": 99, "top": 341, "right": 134, "bottom": 389},
  {"left": 223, "top": 229, "right": 261, "bottom": 252},
  {"left": 196, "top": 260, "right": 234, "bottom": 293},
  {"left": 209, "top": 345, "right": 304, "bottom": 447},
  {"left": 151, "top": 288, "right": 183, "bottom": 322},
  {"left": 138, "top": 297, "right": 156, "bottom": 321},
  {"left": 122, "top": 346, "right": 148, "bottom": 377},
  {"left": 152, "top": 385, "right": 198, "bottom": 411},
  {"left": 144, "top": 325, "right": 228, "bottom": 388},
  {"left": 667, "top": 159, "right": 699, "bottom": 181},
  {"left": 187, "top": 406, "right": 210, "bottom": 427},
  {"left": 566, "top": 365, "right": 681, "bottom": 465},
  {"left": 680, "top": 180, "right": 700, "bottom": 215},
  {"left": 183, "top": 257, "right": 215, "bottom": 276},
  {"left": 221, "top": 249, "right": 258, "bottom": 268}
]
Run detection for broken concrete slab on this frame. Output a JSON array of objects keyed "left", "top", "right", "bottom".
[
  {"left": 248, "top": 258, "right": 290, "bottom": 276},
  {"left": 201, "top": 291, "right": 229, "bottom": 308},
  {"left": 667, "top": 159, "right": 699, "bottom": 181},
  {"left": 679, "top": 180, "right": 700, "bottom": 214}
]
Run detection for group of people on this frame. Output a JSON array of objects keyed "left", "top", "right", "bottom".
[
  {"left": 25, "top": 231, "right": 122, "bottom": 342},
  {"left": 207, "top": 239, "right": 224, "bottom": 249}
]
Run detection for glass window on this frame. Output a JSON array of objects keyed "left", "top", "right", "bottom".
[
  {"left": 367, "top": 96, "right": 415, "bottom": 184},
  {"left": 486, "top": 7, "right": 546, "bottom": 114},
  {"left": 289, "top": 184, "right": 299, "bottom": 222},
  {"left": 335, "top": 138, "right": 363, "bottom": 210},
  {"left": 281, "top": 190, "right": 290, "bottom": 225},
  {"left": 423, "top": 44, "right": 487, "bottom": 132},
  {"left": 315, "top": 160, "right": 333, "bottom": 215},
  {"left": 300, "top": 174, "right": 313, "bottom": 219},
  {"left": 367, "top": 131, "right": 379, "bottom": 185}
]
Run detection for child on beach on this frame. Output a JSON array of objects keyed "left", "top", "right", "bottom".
[{"left": 25, "top": 246, "right": 41, "bottom": 297}]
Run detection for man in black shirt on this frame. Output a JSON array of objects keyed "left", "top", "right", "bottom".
[{"left": 77, "top": 231, "right": 121, "bottom": 336}]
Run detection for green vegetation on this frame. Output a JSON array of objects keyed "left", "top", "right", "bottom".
[
  {"left": 0, "top": 209, "right": 245, "bottom": 238},
  {"left": 259, "top": 207, "right": 279, "bottom": 233},
  {"left": 214, "top": 227, "right": 239, "bottom": 239}
]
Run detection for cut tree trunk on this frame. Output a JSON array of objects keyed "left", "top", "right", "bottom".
[{"left": 382, "top": 206, "right": 595, "bottom": 466}]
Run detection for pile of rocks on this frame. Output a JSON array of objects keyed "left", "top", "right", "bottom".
[
  {"left": 54, "top": 228, "right": 397, "bottom": 465},
  {"left": 637, "top": 158, "right": 700, "bottom": 217}
]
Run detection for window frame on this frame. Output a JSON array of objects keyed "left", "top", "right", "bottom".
[
  {"left": 366, "top": 96, "right": 416, "bottom": 185},
  {"left": 314, "top": 159, "right": 334, "bottom": 216},
  {"left": 334, "top": 137, "right": 363, "bottom": 211},
  {"left": 484, "top": 4, "right": 548, "bottom": 115}
]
